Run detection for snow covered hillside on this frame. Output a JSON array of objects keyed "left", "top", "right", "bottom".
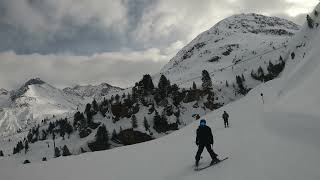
[
  {"left": 1, "top": 4, "right": 320, "bottom": 179},
  {"left": 156, "top": 13, "right": 299, "bottom": 88},
  {"left": 0, "top": 79, "right": 121, "bottom": 136}
]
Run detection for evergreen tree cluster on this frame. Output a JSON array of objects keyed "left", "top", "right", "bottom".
[
  {"left": 13, "top": 140, "right": 24, "bottom": 154},
  {"left": 236, "top": 75, "right": 248, "bottom": 95},
  {"left": 251, "top": 57, "right": 285, "bottom": 82},
  {"left": 307, "top": 14, "right": 314, "bottom": 29},
  {"left": 88, "top": 125, "right": 110, "bottom": 151}
]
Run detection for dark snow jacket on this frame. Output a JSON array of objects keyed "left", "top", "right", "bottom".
[
  {"left": 223, "top": 112, "right": 229, "bottom": 120},
  {"left": 196, "top": 125, "right": 213, "bottom": 145}
]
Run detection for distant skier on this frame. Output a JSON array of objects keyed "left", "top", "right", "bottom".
[
  {"left": 260, "top": 93, "right": 264, "bottom": 104},
  {"left": 222, "top": 111, "right": 229, "bottom": 128},
  {"left": 195, "top": 119, "right": 220, "bottom": 167}
]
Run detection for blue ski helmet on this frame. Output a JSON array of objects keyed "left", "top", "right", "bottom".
[{"left": 200, "top": 119, "right": 206, "bottom": 126}]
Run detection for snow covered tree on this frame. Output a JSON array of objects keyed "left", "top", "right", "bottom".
[
  {"left": 153, "top": 110, "right": 169, "bottom": 133},
  {"left": 62, "top": 145, "right": 71, "bottom": 156},
  {"left": 54, "top": 147, "right": 61, "bottom": 158},
  {"left": 88, "top": 125, "right": 110, "bottom": 151},
  {"left": 148, "top": 103, "right": 155, "bottom": 114},
  {"left": 111, "top": 129, "right": 118, "bottom": 140},
  {"left": 192, "top": 81, "right": 197, "bottom": 90},
  {"left": 131, "top": 115, "right": 138, "bottom": 129},
  {"left": 115, "top": 94, "right": 120, "bottom": 103},
  {"left": 85, "top": 103, "right": 93, "bottom": 124},
  {"left": 92, "top": 99, "right": 99, "bottom": 112},
  {"left": 143, "top": 117, "right": 150, "bottom": 131},
  {"left": 24, "top": 141, "right": 29, "bottom": 154},
  {"left": 138, "top": 74, "right": 155, "bottom": 93},
  {"left": 158, "top": 74, "right": 171, "bottom": 99},
  {"left": 201, "top": 70, "right": 213, "bottom": 91},
  {"left": 236, "top": 75, "right": 247, "bottom": 95}
]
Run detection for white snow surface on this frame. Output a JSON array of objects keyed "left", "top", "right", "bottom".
[{"left": 1, "top": 5, "right": 320, "bottom": 179}]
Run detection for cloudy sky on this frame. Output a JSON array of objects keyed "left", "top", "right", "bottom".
[{"left": 0, "top": 0, "right": 318, "bottom": 89}]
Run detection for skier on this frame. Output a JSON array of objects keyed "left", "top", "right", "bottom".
[
  {"left": 222, "top": 111, "right": 229, "bottom": 128},
  {"left": 195, "top": 119, "right": 220, "bottom": 167},
  {"left": 260, "top": 93, "right": 264, "bottom": 104}
]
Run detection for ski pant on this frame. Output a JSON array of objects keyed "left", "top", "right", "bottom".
[
  {"left": 224, "top": 119, "right": 229, "bottom": 128},
  {"left": 195, "top": 144, "right": 217, "bottom": 161}
]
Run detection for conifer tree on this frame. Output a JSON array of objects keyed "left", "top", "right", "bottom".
[
  {"left": 158, "top": 75, "right": 170, "bottom": 97},
  {"left": 92, "top": 99, "right": 99, "bottom": 112},
  {"left": 131, "top": 115, "right": 138, "bottom": 128},
  {"left": 201, "top": 70, "right": 213, "bottom": 91},
  {"left": 143, "top": 117, "right": 150, "bottom": 131},
  {"left": 54, "top": 147, "right": 61, "bottom": 158},
  {"left": 24, "top": 141, "right": 29, "bottom": 154},
  {"left": 111, "top": 129, "right": 118, "bottom": 140},
  {"left": 307, "top": 14, "right": 314, "bottom": 28},
  {"left": 88, "top": 125, "right": 109, "bottom": 151},
  {"left": 62, "top": 145, "right": 71, "bottom": 156},
  {"left": 192, "top": 81, "right": 197, "bottom": 90}
]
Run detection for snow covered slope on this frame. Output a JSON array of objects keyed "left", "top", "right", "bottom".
[
  {"left": 1, "top": 6, "right": 320, "bottom": 179},
  {"left": 156, "top": 13, "right": 299, "bottom": 88},
  {"left": 1, "top": 52, "right": 320, "bottom": 180}
]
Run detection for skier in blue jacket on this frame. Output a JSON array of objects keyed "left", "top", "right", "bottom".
[{"left": 195, "top": 119, "right": 220, "bottom": 167}]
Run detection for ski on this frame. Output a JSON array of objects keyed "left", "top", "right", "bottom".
[{"left": 195, "top": 157, "right": 228, "bottom": 171}]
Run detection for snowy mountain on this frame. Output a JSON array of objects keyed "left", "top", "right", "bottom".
[
  {"left": 0, "top": 78, "right": 83, "bottom": 136},
  {"left": 63, "top": 83, "right": 122, "bottom": 101},
  {"left": 0, "top": 79, "right": 122, "bottom": 136},
  {"left": 156, "top": 13, "right": 299, "bottom": 88},
  {"left": 1, "top": 4, "right": 320, "bottom": 179}
]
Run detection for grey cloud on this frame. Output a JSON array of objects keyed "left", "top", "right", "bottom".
[
  {"left": 0, "top": 50, "right": 167, "bottom": 90},
  {"left": 0, "top": 0, "right": 318, "bottom": 89},
  {"left": 0, "top": 0, "right": 317, "bottom": 55},
  {"left": 274, "top": 13, "right": 308, "bottom": 25}
]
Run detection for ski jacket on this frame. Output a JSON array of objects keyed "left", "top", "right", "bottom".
[
  {"left": 196, "top": 125, "right": 213, "bottom": 145},
  {"left": 223, "top": 112, "right": 229, "bottom": 120}
]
